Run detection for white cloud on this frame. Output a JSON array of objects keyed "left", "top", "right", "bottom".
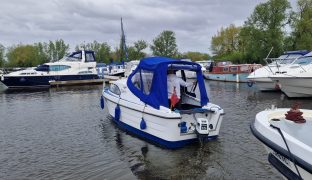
[{"left": 0, "top": 0, "right": 296, "bottom": 54}]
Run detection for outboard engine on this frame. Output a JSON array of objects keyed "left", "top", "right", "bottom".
[{"left": 195, "top": 118, "right": 210, "bottom": 144}]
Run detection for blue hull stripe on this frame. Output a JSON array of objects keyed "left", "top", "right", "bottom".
[
  {"left": 206, "top": 73, "right": 249, "bottom": 82},
  {"left": 1, "top": 74, "right": 99, "bottom": 88},
  {"left": 112, "top": 117, "right": 218, "bottom": 149}
]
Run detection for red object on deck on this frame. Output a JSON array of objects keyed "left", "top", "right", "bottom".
[{"left": 285, "top": 103, "right": 306, "bottom": 123}]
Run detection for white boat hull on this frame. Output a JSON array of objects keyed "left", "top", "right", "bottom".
[
  {"left": 247, "top": 77, "right": 280, "bottom": 91},
  {"left": 251, "top": 108, "right": 312, "bottom": 179},
  {"left": 103, "top": 88, "right": 224, "bottom": 148},
  {"left": 271, "top": 77, "right": 312, "bottom": 97}
]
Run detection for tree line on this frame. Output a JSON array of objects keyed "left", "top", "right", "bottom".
[
  {"left": 211, "top": 0, "right": 312, "bottom": 64},
  {"left": 0, "top": 30, "right": 210, "bottom": 67}
]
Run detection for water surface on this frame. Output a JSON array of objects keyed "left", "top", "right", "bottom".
[{"left": 1, "top": 81, "right": 310, "bottom": 179}]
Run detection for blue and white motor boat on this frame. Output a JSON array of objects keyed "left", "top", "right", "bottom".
[
  {"left": 0, "top": 50, "right": 100, "bottom": 89},
  {"left": 101, "top": 57, "right": 225, "bottom": 149},
  {"left": 251, "top": 107, "right": 312, "bottom": 179}
]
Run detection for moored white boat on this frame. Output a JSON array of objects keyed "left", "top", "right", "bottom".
[
  {"left": 124, "top": 60, "right": 139, "bottom": 77},
  {"left": 101, "top": 57, "right": 225, "bottom": 149},
  {"left": 268, "top": 53, "right": 312, "bottom": 97},
  {"left": 0, "top": 50, "right": 100, "bottom": 89},
  {"left": 270, "top": 71, "right": 312, "bottom": 97},
  {"left": 251, "top": 107, "right": 312, "bottom": 179},
  {"left": 107, "top": 64, "right": 126, "bottom": 76},
  {"left": 247, "top": 50, "right": 309, "bottom": 91}
]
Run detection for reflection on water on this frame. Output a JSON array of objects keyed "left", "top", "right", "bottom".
[{"left": 1, "top": 81, "right": 311, "bottom": 179}]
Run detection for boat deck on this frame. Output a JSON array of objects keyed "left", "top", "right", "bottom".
[{"left": 270, "top": 117, "right": 312, "bottom": 147}]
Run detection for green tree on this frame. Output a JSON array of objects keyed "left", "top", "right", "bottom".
[
  {"left": 150, "top": 30, "right": 178, "bottom": 58},
  {"left": 55, "top": 39, "right": 69, "bottom": 61},
  {"left": 183, "top": 52, "right": 210, "bottom": 61},
  {"left": 128, "top": 40, "right": 147, "bottom": 60},
  {"left": 289, "top": 0, "right": 312, "bottom": 50},
  {"left": 34, "top": 42, "right": 49, "bottom": 64},
  {"left": 0, "top": 44, "right": 5, "bottom": 67},
  {"left": 6, "top": 45, "right": 38, "bottom": 67},
  {"left": 239, "top": 0, "right": 291, "bottom": 63},
  {"left": 211, "top": 24, "right": 241, "bottom": 56},
  {"left": 47, "top": 39, "right": 69, "bottom": 62}
]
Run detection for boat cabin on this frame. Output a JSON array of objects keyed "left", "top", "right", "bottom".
[
  {"left": 209, "top": 61, "right": 262, "bottom": 74},
  {"left": 60, "top": 50, "right": 96, "bottom": 63},
  {"left": 127, "top": 57, "right": 208, "bottom": 110}
]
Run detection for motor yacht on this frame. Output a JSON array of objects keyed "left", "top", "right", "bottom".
[
  {"left": 0, "top": 50, "right": 100, "bottom": 89},
  {"left": 247, "top": 50, "right": 309, "bottom": 91}
]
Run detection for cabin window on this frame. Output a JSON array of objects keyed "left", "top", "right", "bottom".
[
  {"left": 35, "top": 65, "right": 49, "bottom": 71},
  {"left": 223, "top": 67, "right": 229, "bottom": 72},
  {"left": 131, "top": 71, "right": 142, "bottom": 90},
  {"left": 85, "top": 53, "right": 95, "bottom": 62},
  {"left": 141, "top": 70, "right": 153, "bottom": 95},
  {"left": 131, "top": 70, "right": 153, "bottom": 95},
  {"left": 230, "top": 67, "right": 238, "bottom": 72},
  {"left": 71, "top": 52, "right": 82, "bottom": 59},
  {"left": 294, "top": 56, "right": 312, "bottom": 65},
  {"left": 109, "top": 84, "right": 121, "bottom": 95},
  {"left": 240, "top": 66, "right": 249, "bottom": 72},
  {"left": 49, "top": 65, "right": 71, "bottom": 71}
]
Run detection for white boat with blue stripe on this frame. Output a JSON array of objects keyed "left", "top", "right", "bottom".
[
  {"left": 0, "top": 50, "right": 100, "bottom": 89},
  {"left": 101, "top": 57, "right": 225, "bottom": 149}
]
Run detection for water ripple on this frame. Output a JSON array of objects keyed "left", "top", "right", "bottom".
[{"left": 1, "top": 82, "right": 309, "bottom": 179}]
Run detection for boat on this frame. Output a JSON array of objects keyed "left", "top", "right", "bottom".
[
  {"left": 101, "top": 56, "right": 225, "bottom": 149},
  {"left": 270, "top": 71, "right": 312, "bottom": 98},
  {"left": 96, "top": 63, "right": 106, "bottom": 79},
  {"left": 102, "top": 63, "right": 125, "bottom": 77},
  {"left": 0, "top": 50, "right": 101, "bottom": 89},
  {"left": 124, "top": 60, "right": 139, "bottom": 77},
  {"left": 251, "top": 105, "right": 312, "bottom": 179},
  {"left": 247, "top": 50, "right": 309, "bottom": 91},
  {"left": 181, "top": 60, "right": 213, "bottom": 79},
  {"left": 203, "top": 61, "right": 262, "bottom": 82},
  {"left": 268, "top": 52, "right": 312, "bottom": 97}
]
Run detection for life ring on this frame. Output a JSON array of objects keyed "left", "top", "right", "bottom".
[{"left": 247, "top": 81, "right": 254, "bottom": 87}]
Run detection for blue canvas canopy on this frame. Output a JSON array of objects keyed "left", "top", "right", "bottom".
[{"left": 127, "top": 57, "right": 209, "bottom": 109}]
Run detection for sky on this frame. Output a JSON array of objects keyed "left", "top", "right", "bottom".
[{"left": 0, "top": 0, "right": 297, "bottom": 55}]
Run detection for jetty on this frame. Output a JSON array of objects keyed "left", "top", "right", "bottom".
[{"left": 49, "top": 75, "right": 121, "bottom": 87}]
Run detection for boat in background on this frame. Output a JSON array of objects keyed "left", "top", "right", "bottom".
[
  {"left": 125, "top": 60, "right": 139, "bottom": 77},
  {"left": 251, "top": 105, "right": 312, "bottom": 179},
  {"left": 204, "top": 61, "right": 262, "bottom": 82},
  {"left": 101, "top": 56, "right": 224, "bottom": 149},
  {"left": 98, "top": 63, "right": 125, "bottom": 77},
  {"left": 0, "top": 50, "right": 101, "bottom": 89},
  {"left": 180, "top": 60, "right": 214, "bottom": 79},
  {"left": 96, "top": 63, "right": 106, "bottom": 79},
  {"left": 247, "top": 50, "right": 309, "bottom": 91},
  {"left": 270, "top": 72, "right": 312, "bottom": 98}
]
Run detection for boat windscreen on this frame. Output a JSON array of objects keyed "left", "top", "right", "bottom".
[{"left": 35, "top": 65, "right": 49, "bottom": 72}]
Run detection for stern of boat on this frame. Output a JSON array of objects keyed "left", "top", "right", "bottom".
[{"left": 178, "top": 103, "right": 225, "bottom": 140}]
